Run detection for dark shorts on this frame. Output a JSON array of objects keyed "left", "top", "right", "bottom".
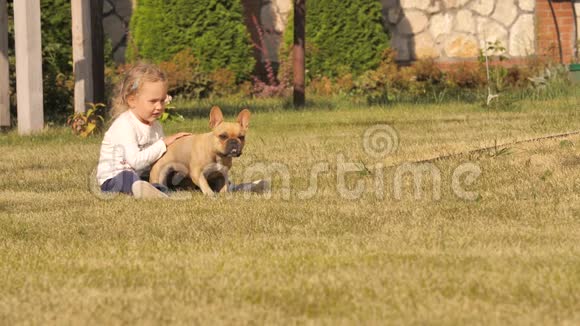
[{"left": 100, "top": 170, "right": 168, "bottom": 195}]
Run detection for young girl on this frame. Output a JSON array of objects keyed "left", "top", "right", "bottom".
[{"left": 96, "top": 62, "right": 191, "bottom": 198}]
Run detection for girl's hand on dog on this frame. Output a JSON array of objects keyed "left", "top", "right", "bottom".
[{"left": 163, "top": 132, "right": 192, "bottom": 146}]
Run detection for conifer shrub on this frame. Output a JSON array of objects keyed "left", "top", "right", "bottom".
[
  {"left": 281, "top": 0, "right": 390, "bottom": 79},
  {"left": 128, "top": 0, "right": 255, "bottom": 82}
]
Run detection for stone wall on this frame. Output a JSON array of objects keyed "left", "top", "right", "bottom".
[{"left": 381, "top": 0, "right": 537, "bottom": 63}]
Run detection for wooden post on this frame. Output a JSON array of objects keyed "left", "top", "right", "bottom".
[
  {"left": 293, "top": 0, "right": 305, "bottom": 107},
  {"left": 71, "top": 0, "right": 93, "bottom": 113},
  {"left": 0, "top": 0, "right": 10, "bottom": 127},
  {"left": 90, "top": 0, "right": 105, "bottom": 105},
  {"left": 14, "top": 0, "right": 44, "bottom": 134}
]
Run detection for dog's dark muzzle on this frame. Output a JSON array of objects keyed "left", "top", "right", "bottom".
[{"left": 225, "top": 139, "right": 243, "bottom": 157}]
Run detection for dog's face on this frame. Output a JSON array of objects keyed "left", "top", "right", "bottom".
[{"left": 209, "top": 106, "right": 250, "bottom": 158}]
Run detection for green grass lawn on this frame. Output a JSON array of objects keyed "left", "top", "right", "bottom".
[{"left": 1, "top": 96, "right": 580, "bottom": 324}]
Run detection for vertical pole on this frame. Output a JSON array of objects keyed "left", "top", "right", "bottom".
[
  {"left": 71, "top": 0, "right": 93, "bottom": 113},
  {"left": 0, "top": 0, "right": 10, "bottom": 127},
  {"left": 293, "top": 0, "right": 305, "bottom": 107},
  {"left": 91, "top": 0, "right": 105, "bottom": 105},
  {"left": 547, "top": 0, "right": 564, "bottom": 64},
  {"left": 14, "top": 0, "right": 44, "bottom": 134}
]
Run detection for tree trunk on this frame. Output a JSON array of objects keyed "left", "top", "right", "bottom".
[
  {"left": 0, "top": 0, "right": 10, "bottom": 127},
  {"left": 293, "top": 0, "right": 305, "bottom": 107},
  {"left": 71, "top": 0, "right": 93, "bottom": 113},
  {"left": 91, "top": 0, "right": 105, "bottom": 105}
]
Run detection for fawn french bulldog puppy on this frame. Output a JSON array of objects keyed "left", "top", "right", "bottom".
[{"left": 149, "top": 106, "right": 250, "bottom": 195}]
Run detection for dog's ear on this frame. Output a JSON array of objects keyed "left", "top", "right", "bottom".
[
  {"left": 237, "top": 108, "right": 251, "bottom": 130},
  {"left": 209, "top": 106, "right": 224, "bottom": 129}
]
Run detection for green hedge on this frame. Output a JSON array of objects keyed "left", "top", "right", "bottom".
[
  {"left": 284, "top": 0, "right": 390, "bottom": 78},
  {"left": 128, "top": 0, "right": 255, "bottom": 81}
]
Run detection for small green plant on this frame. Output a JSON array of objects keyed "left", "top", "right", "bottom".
[
  {"left": 159, "top": 107, "right": 184, "bottom": 124},
  {"left": 540, "top": 169, "right": 553, "bottom": 181},
  {"left": 158, "top": 96, "right": 184, "bottom": 124},
  {"left": 66, "top": 103, "right": 106, "bottom": 137},
  {"left": 487, "top": 139, "right": 512, "bottom": 158},
  {"left": 479, "top": 40, "right": 508, "bottom": 106},
  {"left": 559, "top": 140, "right": 574, "bottom": 148}
]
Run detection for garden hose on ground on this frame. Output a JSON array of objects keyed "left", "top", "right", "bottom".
[{"left": 401, "top": 130, "right": 580, "bottom": 166}]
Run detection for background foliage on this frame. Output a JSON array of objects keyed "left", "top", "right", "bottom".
[
  {"left": 282, "top": 0, "right": 390, "bottom": 79},
  {"left": 3, "top": 0, "right": 576, "bottom": 127},
  {"left": 127, "top": 0, "right": 255, "bottom": 82}
]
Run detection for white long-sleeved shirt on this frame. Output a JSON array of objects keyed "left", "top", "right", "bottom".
[{"left": 96, "top": 110, "right": 167, "bottom": 185}]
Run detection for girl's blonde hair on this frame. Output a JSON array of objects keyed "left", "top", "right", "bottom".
[{"left": 111, "top": 62, "right": 167, "bottom": 118}]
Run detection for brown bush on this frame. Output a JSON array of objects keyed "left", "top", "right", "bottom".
[
  {"left": 375, "top": 48, "right": 399, "bottom": 84},
  {"left": 504, "top": 66, "right": 532, "bottom": 88},
  {"left": 158, "top": 49, "right": 198, "bottom": 90},
  {"left": 411, "top": 58, "right": 443, "bottom": 83},
  {"left": 335, "top": 73, "right": 355, "bottom": 94},
  {"left": 237, "top": 81, "right": 253, "bottom": 98},
  {"left": 158, "top": 48, "right": 211, "bottom": 98},
  {"left": 446, "top": 62, "right": 486, "bottom": 88},
  {"left": 308, "top": 76, "right": 333, "bottom": 96},
  {"left": 209, "top": 68, "right": 237, "bottom": 97}
]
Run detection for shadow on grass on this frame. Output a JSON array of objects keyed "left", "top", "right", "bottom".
[{"left": 173, "top": 96, "right": 348, "bottom": 119}]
